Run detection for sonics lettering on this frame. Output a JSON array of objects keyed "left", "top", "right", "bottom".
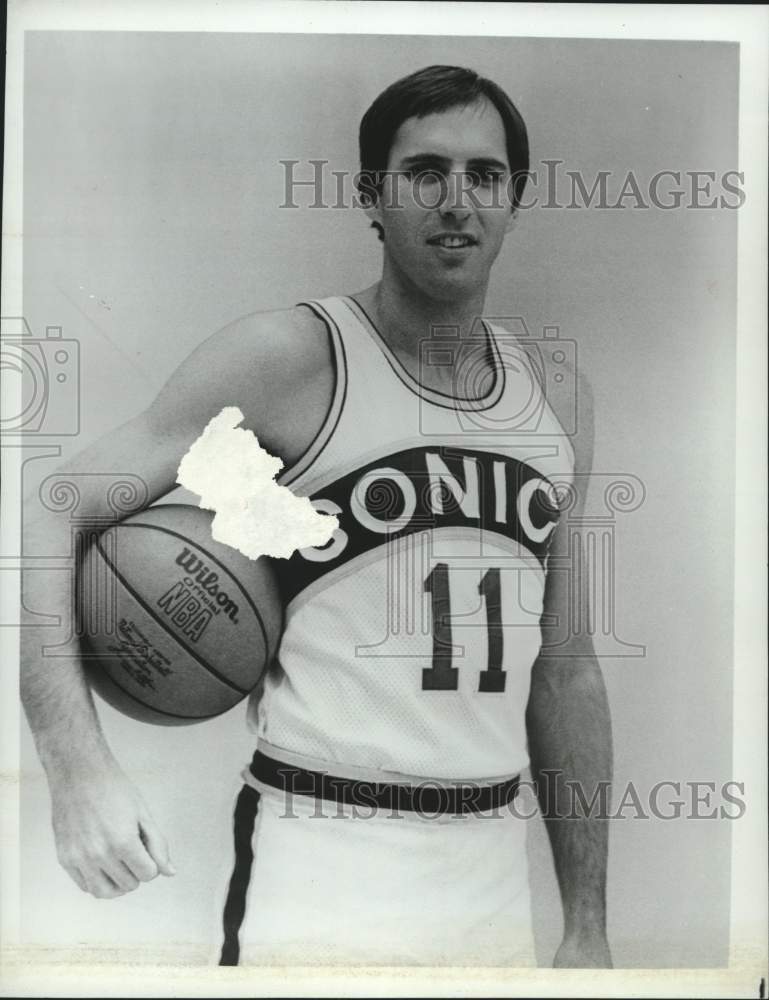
[{"left": 276, "top": 447, "right": 563, "bottom": 606}]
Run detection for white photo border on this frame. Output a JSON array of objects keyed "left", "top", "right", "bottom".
[{"left": 2, "top": 2, "right": 767, "bottom": 996}]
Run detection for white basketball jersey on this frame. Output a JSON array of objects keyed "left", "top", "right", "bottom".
[{"left": 248, "top": 295, "right": 574, "bottom": 781}]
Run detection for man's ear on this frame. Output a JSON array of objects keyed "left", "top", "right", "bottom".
[
  {"left": 505, "top": 207, "right": 519, "bottom": 235},
  {"left": 363, "top": 195, "right": 383, "bottom": 232}
]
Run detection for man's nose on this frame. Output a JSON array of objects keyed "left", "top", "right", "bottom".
[{"left": 438, "top": 171, "right": 473, "bottom": 218}]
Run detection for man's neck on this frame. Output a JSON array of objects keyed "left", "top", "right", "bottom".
[
  {"left": 351, "top": 271, "right": 495, "bottom": 397},
  {"left": 354, "top": 260, "right": 489, "bottom": 349}
]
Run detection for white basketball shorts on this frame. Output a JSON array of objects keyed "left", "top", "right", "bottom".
[{"left": 217, "top": 748, "right": 535, "bottom": 967}]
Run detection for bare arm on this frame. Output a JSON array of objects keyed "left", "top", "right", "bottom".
[
  {"left": 525, "top": 372, "right": 613, "bottom": 967},
  {"left": 21, "top": 418, "right": 188, "bottom": 897},
  {"left": 21, "top": 307, "right": 332, "bottom": 897}
]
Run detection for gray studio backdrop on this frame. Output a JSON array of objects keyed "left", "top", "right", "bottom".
[{"left": 20, "top": 32, "right": 737, "bottom": 967}]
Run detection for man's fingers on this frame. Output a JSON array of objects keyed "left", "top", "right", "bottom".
[
  {"left": 84, "top": 870, "right": 126, "bottom": 900},
  {"left": 121, "top": 841, "right": 159, "bottom": 883},
  {"left": 100, "top": 857, "right": 140, "bottom": 893},
  {"left": 49, "top": 773, "right": 172, "bottom": 897},
  {"left": 68, "top": 866, "right": 89, "bottom": 894},
  {"left": 59, "top": 849, "right": 126, "bottom": 897},
  {"left": 139, "top": 818, "right": 176, "bottom": 876}
]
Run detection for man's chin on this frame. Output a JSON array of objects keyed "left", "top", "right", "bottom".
[
  {"left": 404, "top": 259, "right": 487, "bottom": 299},
  {"left": 424, "top": 270, "right": 488, "bottom": 303}
]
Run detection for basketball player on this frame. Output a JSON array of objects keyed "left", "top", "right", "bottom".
[{"left": 21, "top": 66, "right": 613, "bottom": 968}]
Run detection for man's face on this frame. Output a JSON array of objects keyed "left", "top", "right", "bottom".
[{"left": 372, "top": 98, "right": 516, "bottom": 301}]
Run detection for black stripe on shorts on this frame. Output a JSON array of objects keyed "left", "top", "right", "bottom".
[{"left": 219, "top": 783, "right": 260, "bottom": 967}]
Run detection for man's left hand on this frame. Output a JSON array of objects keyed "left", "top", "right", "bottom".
[{"left": 553, "top": 932, "right": 613, "bottom": 968}]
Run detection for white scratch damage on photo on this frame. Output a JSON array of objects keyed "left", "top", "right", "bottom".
[{"left": 176, "top": 406, "right": 337, "bottom": 560}]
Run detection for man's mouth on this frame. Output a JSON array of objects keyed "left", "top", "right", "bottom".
[{"left": 427, "top": 234, "right": 478, "bottom": 249}]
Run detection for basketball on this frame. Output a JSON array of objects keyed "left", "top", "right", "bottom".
[{"left": 78, "top": 504, "right": 283, "bottom": 725}]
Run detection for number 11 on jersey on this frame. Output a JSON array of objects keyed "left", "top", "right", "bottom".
[{"left": 422, "top": 563, "right": 507, "bottom": 693}]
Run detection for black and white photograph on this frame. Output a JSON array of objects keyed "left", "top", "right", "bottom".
[{"left": 1, "top": 2, "right": 767, "bottom": 997}]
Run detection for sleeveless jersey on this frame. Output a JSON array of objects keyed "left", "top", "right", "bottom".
[{"left": 247, "top": 296, "right": 574, "bottom": 781}]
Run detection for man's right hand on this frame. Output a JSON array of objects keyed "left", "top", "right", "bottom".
[{"left": 49, "top": 760, "right": 175, "bottom": 898}]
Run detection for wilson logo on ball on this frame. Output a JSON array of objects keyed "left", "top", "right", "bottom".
[
  {"left": 153, "top": 547, "right": 242, "bottom": 643},
  {"left": 173, "top": 547, "right": 241, "bottom": 622}
]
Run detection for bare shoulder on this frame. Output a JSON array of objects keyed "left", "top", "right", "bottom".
[
  {"left": 198, "top": 304, "right": 331, "bottom": 378},
  {"left": 145, "top": 304, "right": 334, "bottom": 461},
  {"left": 244, "top": 303, "right": 330, "bottom": 358}
]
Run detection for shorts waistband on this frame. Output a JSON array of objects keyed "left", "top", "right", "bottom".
[{"left": 249, "top": 749, "right": 520, "bottom": 816}]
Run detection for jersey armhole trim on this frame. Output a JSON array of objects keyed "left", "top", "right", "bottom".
[{"left": 277, "top": 301, "right": 348, "bottom": 488}]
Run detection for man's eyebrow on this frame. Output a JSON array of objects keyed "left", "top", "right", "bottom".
[
  {"left": 396, "top": 154, "right": 451, "bottom": 169},
  {"left": 466, "top": 157, "right": 509, "bottom": 172},
  {"left": 396, "top": 153, "right": 509, "bottom": 171}
]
